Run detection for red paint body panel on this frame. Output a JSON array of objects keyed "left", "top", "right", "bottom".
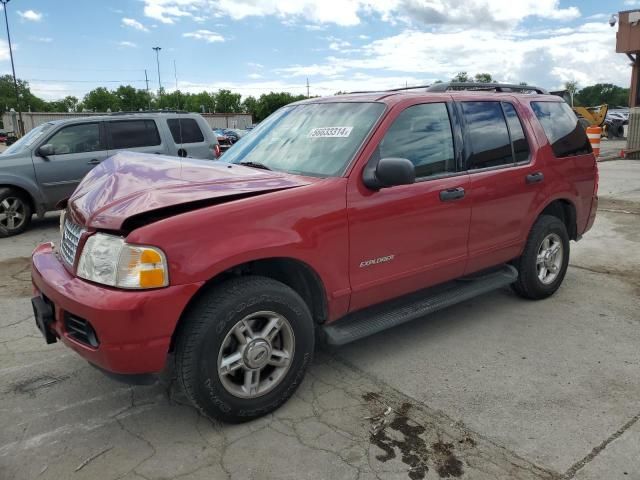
[
  {"left": 31, "top": 91, "right": 598, "bottom": 376},
  {"left": 31, "top": 242, "right": 202, "bottom": 373},
  {"left": 68, "top": 152, "right": 312, "bottom": 229}
]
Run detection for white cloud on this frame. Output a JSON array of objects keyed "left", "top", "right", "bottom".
[
  {"left": 277, "top": 21, "right": 628, "bottom": 89},
  {"left": 118, "top": 41, "right": 138, "bottom": 48},
  {"left": 29, "top": 36, "right": 53, "bottom": 43},
  {"left": 0, "top": 39, "right": 8, "bottom": 61},
  {"left": 327, "top": 37, "right": 351, "bottom": 51},
  {"left": 122, "top": 17, "right": 149, "bottom": 32},
  {"left": 141, "top": 0, "right": 580, "bottom": 28},
  {"left": 18, "top": 10, "right": 43, "bottom": 22},
  {"left": 183, "top": 29, "right": 224, "bottom": 43},
  {"left": 358, "top": 34, "right": 370, "bottom": 40},
  {"left": 248, "top": 73, "right": 263, "bottom": 79},
  {"left": 247, "top": 62, "right": 264, "bottom": 69}
]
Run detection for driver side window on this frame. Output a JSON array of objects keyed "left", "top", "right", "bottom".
[
  {"left": 47, "top": 123, "right": 103, "bottom": 155},
  {"left": 378, "top": 103, "right": 456, "bottom": 179}
]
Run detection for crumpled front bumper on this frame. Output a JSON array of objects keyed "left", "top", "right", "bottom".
[{"left": 31, "top": 242, "right": 202, "bottom": 375}]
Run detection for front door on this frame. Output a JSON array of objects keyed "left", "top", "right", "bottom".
[
  {"left": 32, "top": 121, "right": 109, "bottom": 208},
  {"left": 347, "top": 101, "right": 471, "bottom": 312}
]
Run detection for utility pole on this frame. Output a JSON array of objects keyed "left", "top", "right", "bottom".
[
  {"left": 306, "top": 77, "right": 310, "bottom": 98},
  {"left": 1, "top": 0, "right": 23, "bottom": 135},
  {"left": 173, "top": 59, "right": 179, "bottom": 110},
  {"left": 152, "top": 46, "right": 162, "bottom": 102},
  {"left": 144, "top": 69, "right": 151, "bottom": 110}
]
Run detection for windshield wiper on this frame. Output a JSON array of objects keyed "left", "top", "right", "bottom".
[{"left": 238, "top": 161, "right": 272, "bottom": 171}]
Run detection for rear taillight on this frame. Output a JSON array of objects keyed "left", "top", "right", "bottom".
[{"left": 213, "top": 144, "right": 221, "bottom": 158}]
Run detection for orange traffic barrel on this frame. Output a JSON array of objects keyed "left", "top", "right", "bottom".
[{"left": 586, "top": 126, "right": 602, "bottom": 158}]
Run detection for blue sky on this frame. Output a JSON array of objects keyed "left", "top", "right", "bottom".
[{"left": 0, "top": 0, "right": 635, "bottom": 102}]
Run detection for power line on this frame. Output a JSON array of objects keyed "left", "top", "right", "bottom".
[{"left": 26, "top": 78, "right": 147, "bottom": 83}]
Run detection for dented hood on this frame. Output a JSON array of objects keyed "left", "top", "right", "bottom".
[{"left": 67, "top": 152, "right": 312, "bottom": 230}]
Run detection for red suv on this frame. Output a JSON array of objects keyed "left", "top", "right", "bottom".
[{"left": 31, "top": 83, "right": 598, "bottom": 422}]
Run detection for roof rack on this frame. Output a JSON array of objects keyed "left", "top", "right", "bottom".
[
  {"left": 426, "top": 82, "right": 548, "bottom": 95},
  {"left": 108, "top": 109, "right": 189, "bottom": 115}
]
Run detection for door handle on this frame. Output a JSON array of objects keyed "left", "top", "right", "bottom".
[
  {"left": 439, "top": 187, "right": 465, "bottom": 202},
  {"left": 87, "top": 159, "right": 101, "bottom": 165},
  {"left": 526, "top": 172, "right": 544, "bottom": 184}
]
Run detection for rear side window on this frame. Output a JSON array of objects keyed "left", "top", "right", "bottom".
[
  {"left": 167, "top": 118, "right": 205, "bottom": 144},
  {"left": 502, "top": 103, "right": 530, "bottom": 163},
  {"left": 461, "top": 101, "right": 513, "bottom": 169},
  {"left": 109, "top": 120, "right": 161, "bottom": 149},
  {"left": 378, "top": 103, "right": 456, "bottom": 178},
  {"left": 531, "top": 102, "right": 592, "bottom": 158}
]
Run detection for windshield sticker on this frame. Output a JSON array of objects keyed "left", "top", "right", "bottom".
[{"left": 308, "top": 127, "right": 353, "bottom": 138}]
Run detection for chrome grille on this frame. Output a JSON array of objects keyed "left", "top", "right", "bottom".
[{"left": 60, "top": 220, "right": 85, "bottom": 266}]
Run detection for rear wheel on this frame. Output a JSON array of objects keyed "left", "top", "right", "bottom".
[
  {"left": 175, "top": 276, "right": 314, "bottom": 423},
  {"left": 0, "top": 188, "right": 32, "bottom": 237},
  {"left": 512, "top": 215, "right": 570, "bottom": 300}
]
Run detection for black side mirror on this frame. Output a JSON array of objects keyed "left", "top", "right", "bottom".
[
  {"left": 38, "top": 144, "right": 55, "bottom": 157},
  {"left": 363, "top": 157, "right": 416, "bottom": 190}
]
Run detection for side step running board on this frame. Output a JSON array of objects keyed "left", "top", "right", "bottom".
[{"left": 322, "top": 264, "right": 518, "bottom": 346}]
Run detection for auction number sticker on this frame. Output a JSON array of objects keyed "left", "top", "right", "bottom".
[{"left": 308, "top": 126, "right": 353, "bottom": 138}]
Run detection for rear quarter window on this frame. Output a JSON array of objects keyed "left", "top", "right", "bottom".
[
  {"left": 167, "top": 118, "right": 205, "bottom": 144},
  {"left": 531, "top": 102, "right": 592, "bottom": 158}
]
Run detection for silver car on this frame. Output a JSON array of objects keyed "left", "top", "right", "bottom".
[{"left": 0, "top": 112, "right": 219, "bottom": 236}]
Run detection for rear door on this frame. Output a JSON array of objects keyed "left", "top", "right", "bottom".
[
  {"left": 106, "top": 119, "right": 165, "bottom": 156},
  {"left": 166, "top": 117, "right": 214, "bottom": 159},
  {"left": 459, "top": 99, "right": 544, "bottom": 274},
  {"left": 32, "top": 121, "right": 109, "bottom": 206}
]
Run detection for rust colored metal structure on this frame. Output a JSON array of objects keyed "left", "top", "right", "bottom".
[{"left": 616, "top": 10, "right": 640, "bottom": 157}]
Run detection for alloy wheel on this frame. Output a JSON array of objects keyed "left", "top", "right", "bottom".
[
  {"left": 217, "top": 311, "right": 295, "bottom": 399},
  {"left": 0, "top": 197, "right": 27, "bottom": 232},
  {"left": 536, "top": 233, "right": 563, "bottom": 285}
]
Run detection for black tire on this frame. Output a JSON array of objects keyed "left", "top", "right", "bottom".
[
  {"left": 175, "top": 276, "right": 314, "bottom": 423},
  {"left": 512, "top": 215, "right": 570, "bottom": 300},
  {"left": 0, "top": 187, "right": 32, "bottom": 238}
]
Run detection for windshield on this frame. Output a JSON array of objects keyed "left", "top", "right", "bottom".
[
  {"left": 2, "top": 123, "right": 55, "bottom": 155},
  {"left": 224, "top": 102, "right": 385, "bottom": 177}
]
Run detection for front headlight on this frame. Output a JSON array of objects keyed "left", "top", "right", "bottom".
[{"left": 77, "top": 233, "right": 169, "bottom": 289}]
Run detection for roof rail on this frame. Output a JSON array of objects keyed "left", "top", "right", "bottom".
[
  {"left": 426, "top": 82, "right": 548, "bottom": 95},
  {"left": 108, "top": 109, "right": 189, "bottom": 115}
]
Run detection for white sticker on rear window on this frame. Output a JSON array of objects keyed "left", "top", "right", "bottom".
[{"left": 308, "top": 126, "right": 353, "bottom": 138}]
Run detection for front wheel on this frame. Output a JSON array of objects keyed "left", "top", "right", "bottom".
[
  {"left": 175, "top": 276, "right": 314, "bottom": 423},
  {"left": 512, "top": 215, "right": 570, "bottom": 300}
]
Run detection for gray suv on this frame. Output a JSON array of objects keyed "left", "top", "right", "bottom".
[{"left": 0, "top": 112, "right": 219, "bottom": 236}]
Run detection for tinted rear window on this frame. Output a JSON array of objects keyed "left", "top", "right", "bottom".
[
  {"left": 461, "top": 101, "right": 513, "bottom": 169},
  {"left": 109, "top": 120, "right": 161, "bottom": 149},
  {"left": 531, "top": 102, "right": 592, "bottom": 158},
  {"left": 167, "top": 118, "right": 205, "bottom": 144}
]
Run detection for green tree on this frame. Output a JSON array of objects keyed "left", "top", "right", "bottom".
[
  {"left": 215, "top": 89, "right": 242, "bottom": 113},
  {"left": 253, "top": 92, "right": 306, "bottom": 122},
  {"left": 81, "top": 87, "right": 120, "bottom": 111},
  {"left": 183, "top": 91, "right": 216, "bottom": 112},
  {"left": 242, "top": 95, "right": 258, "bottom": 115},
  {"left": 0, "top": 74, "right": 48, "bottom": 112},
  {"left": 474, "top": 73, "right": 493, "bottom": 83},
  {"left": 115, "top": 85, "right": 150, "bottom": 111},
  {"left": 451, "top": 72, "right": 470, "bottom": 82},
  {"left": 564, "top": 80, "right": 578, "bottom": 106},
  {"left": 575, "top": 83, "right": 629, "bottom": 107}
]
